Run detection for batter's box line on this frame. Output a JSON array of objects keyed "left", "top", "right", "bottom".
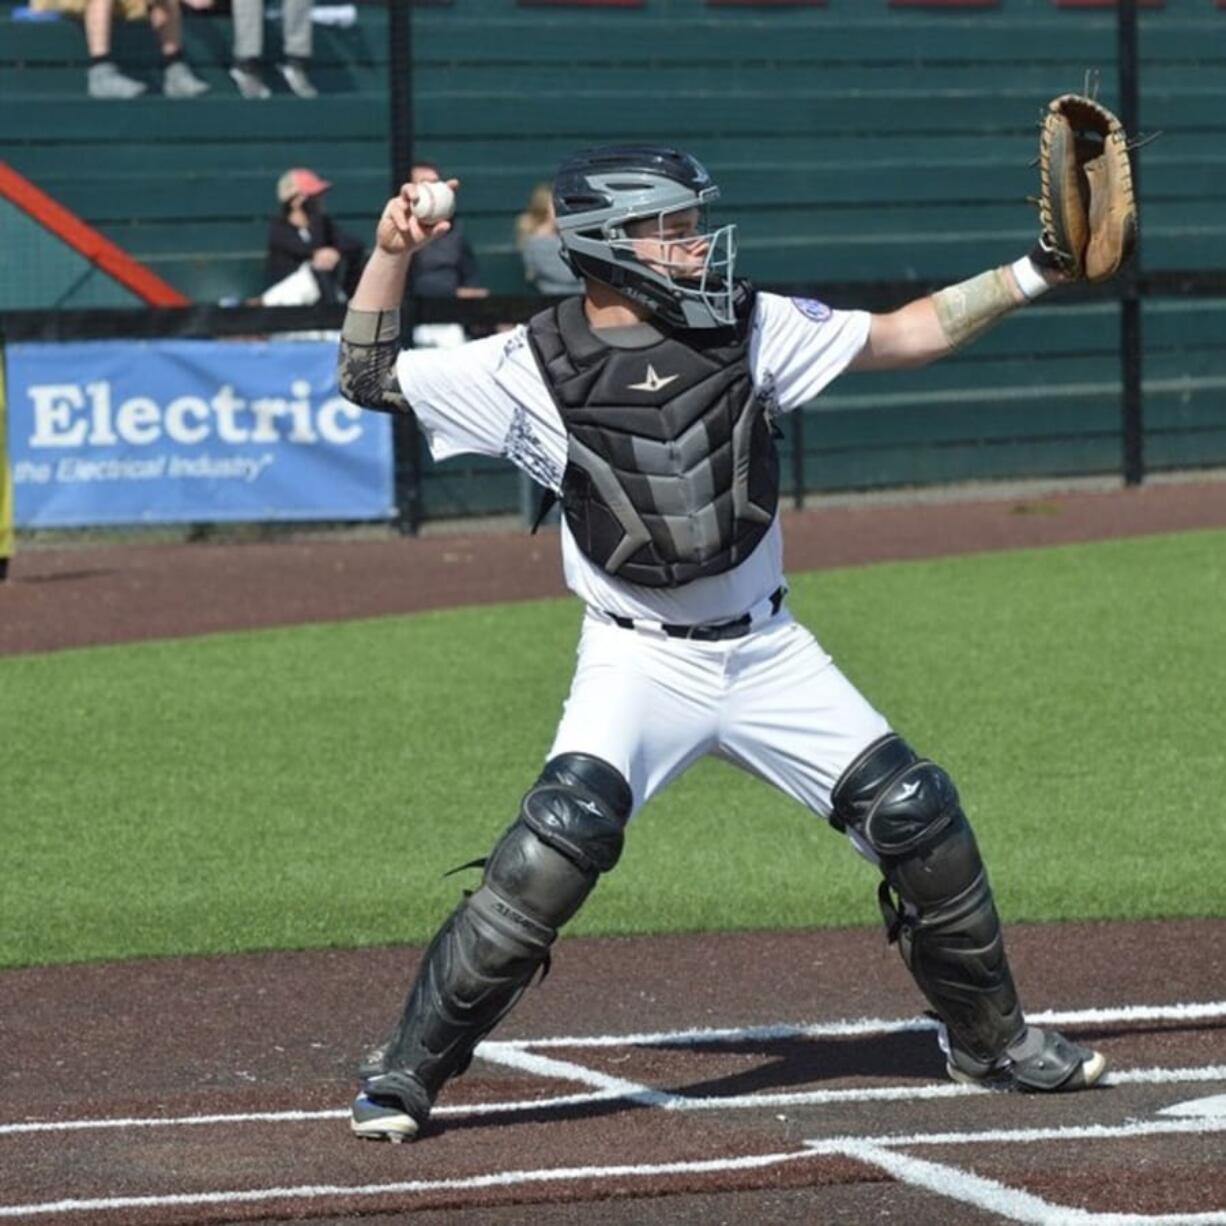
[
  {"left": 472, "top": 1047, "right": 1226, "bottom": 1116},
  {"left": 2, "top": 1117, "right": 1224, "bottom": 1222},
  {"left": 486, "top": 999, "right": 1226, "bottom": 1051},
  {"left": 2, "top": 1001, "right": 1224, "bottom": 1138},
  {"left": 473, "top": 998, "right": 1226, "bottom": 1111},
  {"left": 814, "top": 1117, "right": 1226, "bottom": 1226},
  {"left": 2, "top": 1064, "right": 1222, "bottom": 1138}
]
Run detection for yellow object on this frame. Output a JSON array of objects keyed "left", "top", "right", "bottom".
[
  {"left": 0, "top": 351, "right": 13, "bottom": 571},
  {"left": 28, "top": 0, "right": 150, "bottom": 20}
]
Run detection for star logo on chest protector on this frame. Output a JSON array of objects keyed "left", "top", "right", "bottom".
[{"left": 628, "top": 364, "right": 680, "bottom": 393}]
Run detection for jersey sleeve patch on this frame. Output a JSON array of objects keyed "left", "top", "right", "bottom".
[{"left": 790, "top": 297, "right": 833, "bottom": 324}]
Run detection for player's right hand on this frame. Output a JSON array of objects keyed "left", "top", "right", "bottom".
[{"left": 375, "top": 180, "right": 458, "bottom": 257}]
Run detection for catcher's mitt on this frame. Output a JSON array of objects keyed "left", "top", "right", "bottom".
[{"left": 1037, "top": 93, "right": 1137, "bottom": 282}]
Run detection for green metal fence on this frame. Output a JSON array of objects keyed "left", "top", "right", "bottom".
[{"left": 2, "top": 0, "right": 1225, "bottom": 525}]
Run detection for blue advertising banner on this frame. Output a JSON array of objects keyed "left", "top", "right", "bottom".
[{"left": 6, "top": 339, "right": 393, "bottom": 527}]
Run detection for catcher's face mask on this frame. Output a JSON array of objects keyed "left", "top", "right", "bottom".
[
  {"left": 553, "top": 145, "right": 738, "bottom": 330},
  {"left": 616, "top": 205, "right": 737, "bottom": 327}
]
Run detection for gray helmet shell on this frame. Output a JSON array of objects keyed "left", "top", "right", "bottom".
[{"left": 552, "top": 145, "right": 737, "bottom": 330}]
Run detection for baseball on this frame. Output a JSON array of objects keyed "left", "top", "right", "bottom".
[{"left": 412, "top": 180, "right": 455, "bottom": 224}]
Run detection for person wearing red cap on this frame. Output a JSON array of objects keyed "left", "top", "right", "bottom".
[{"left": 264, "top": 168, "right": 364, "bottom": 303}]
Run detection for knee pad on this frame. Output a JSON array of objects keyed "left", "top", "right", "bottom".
[
  {"left": 485, "top": 752, "right": 632, "bottom": 928},
  {"left": 520, "top": 751, "right": 633, "bottom": 875},
  {"left": 831, "top": 733, "right": 959, "bottom": 856},
  {"left": 831, "top": 733, "right": 986, "bottom": 917}
]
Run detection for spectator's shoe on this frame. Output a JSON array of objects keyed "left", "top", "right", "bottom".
[
  {"left": 944, "top": 1024, "right": 1107, "bottom": 1093},
  {"left": 163, "top": 61, "right": 210, "bottom": 98},
  {"left": 277, "top": 61, "right": 319, "bottom": 99},
  {"left": 351, "top": 1070, "right": 432, "bottom": 1143},
  {"left": 229, "top": 64, "right": 271, "bottom": 99},
  {"left": 87, "top": 62, "right": 147, "bottom": 99}
]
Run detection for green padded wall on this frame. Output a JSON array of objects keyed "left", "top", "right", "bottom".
[
  {"left": 2, "top": 0, "right": 1224, "bottom": 510},
  {"left": 4, "top": 0, "right": 1226, "bottom": 300},
  {"left": 0, "top": 196, "right": 145, "bottom": 309}
]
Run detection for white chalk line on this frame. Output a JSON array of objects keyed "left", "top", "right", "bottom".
[
  {"left": 3, "top": 994, "right": 1224, "bottom": 1138},
  {"left": 503, "top": 999, "right": 1226, "bottom": 1050},
  {"left": 4, "top": 1063, "right": 1224, "bottom": 1138},
  {"left": 473, "top": 1045, "right": 666, "bottom": 1105},
  {"left": 4, "top": 1108, "right": 1226, "bottom": 1221},
  {"left": 2, "top": 1001, "right": 1225, "bottom": 1223},
  {"left": 807, "top": 1114, "right": 1226, "bottom": 1154},
  {"left": 0, "top": 1148, "right": 820, "bottom": 1219},
  {"left": 841, "top": 1140, "right": 1226, "bottom": 1226}
]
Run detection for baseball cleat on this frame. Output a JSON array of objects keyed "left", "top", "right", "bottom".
[
  {"left": 350, "top": 1069, "right": 432, "bottom": 1142},
  {"left": 945, "top": 1024, "right": 1106, "bottom": 1092}
]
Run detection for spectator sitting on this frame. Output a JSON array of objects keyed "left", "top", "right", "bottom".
[
  {"left": 406, "top": 161, "right": 489, "bottom": 301},
  {"left": 406, "top": 161, "right": 490, "bottom": 348},
  {"left": 229, "top": 0, "right": 317, "bottom": 99},
  {"left": 515, "top": 182, "right": 583, "bottom": 297},
  {"left": 78, "top": 0, "right": 211, "bottom": 98},
  {"left": 264, "top": 168, "right": 365, "bottom": 304}
]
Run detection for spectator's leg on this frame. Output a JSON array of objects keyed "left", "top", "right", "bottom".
[
  {"left": 148, "top": 0, "right": 182, "bottom": 55},
  {"left": 85, "top": 0, "right": 147, "bottom": 98},
  {"left": 230, "top": 0, "right": 272, "bottom": 97},
  {"left": 277, "top": 0, "right": 318, "bottom": 98},
  {"left": 83, "top": 0, "right": 111, "bottom": 57},
  {"left": 151, "top": 0, "right": 210, "bottom": 97},
  {"left": 282, "top": 0, "right": 313, "bottom": 61},
  {"left": 232, "top": 0, "right": 263, "bottom": 61},
  {"left": 312, "top": 267, "right": 344, "bottom": 305}
]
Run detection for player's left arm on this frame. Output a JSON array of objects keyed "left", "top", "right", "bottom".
[{"left": 849, "top": 255, "right": 1065, "bottom": 372}]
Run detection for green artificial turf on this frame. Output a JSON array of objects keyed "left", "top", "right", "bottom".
[{"left": 2, "top": 528, "right": 1223, "bottom": 968}]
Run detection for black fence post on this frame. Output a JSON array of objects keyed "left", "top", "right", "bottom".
[
  {"left": 792, "top": 410, "right": 806, "bottom": 510},
  {"left": 387, "top": 0, "right": 422, "bottom": 534},
  {"left": 1118, "top": 0, "right": 1144, "bottom": 486}
]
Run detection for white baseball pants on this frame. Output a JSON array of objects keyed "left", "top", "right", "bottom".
[{"left": 548, "top": 608, "right": 892, "bottom": 821}]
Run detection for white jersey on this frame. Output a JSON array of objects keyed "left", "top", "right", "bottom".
[{"left": 396, "top": 292, "right": 870, "bottom": 625}]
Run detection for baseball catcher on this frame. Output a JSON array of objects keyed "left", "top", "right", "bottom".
[{"left": 335, "top": 115, "right": 1135, "bottom": 1139}]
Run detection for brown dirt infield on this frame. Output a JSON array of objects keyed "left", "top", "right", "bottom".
[
  {"left": 4, "top": 475, "right": 1226, "bottom": 655},
  {"left": 2, "top": 477, "right": 1226, "bottom": 1223}
]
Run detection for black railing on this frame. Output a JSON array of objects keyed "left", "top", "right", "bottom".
[{"left": 6, "top": 267, "right": 1225, "bottom": 533}]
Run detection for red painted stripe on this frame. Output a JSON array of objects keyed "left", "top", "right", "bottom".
[
  {"left": 707, "top": 1, "right": 826, "bottom": 8},
  {"left": 1053, "top": 0, "right": 1163, "bottom": 7},
  {"left": 0, "top": 161, "right": 189, "bottom": 307},
  {"left": 890, "top": 0, "right": 998, "bottom": 7},
  {"left": 517, "top": 1, "right": 643, "bottom": 7},
  {"left": 707, "top": 1, "right": 826, "bottom": 7}
]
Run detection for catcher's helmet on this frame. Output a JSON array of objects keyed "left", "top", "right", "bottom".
[{"left": 552, "top": 145, "right": 736, "bottom": 330}]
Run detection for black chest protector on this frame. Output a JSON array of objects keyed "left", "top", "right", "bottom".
[{"left": 526, "top": 288, "right": 779, "bottom": 588}]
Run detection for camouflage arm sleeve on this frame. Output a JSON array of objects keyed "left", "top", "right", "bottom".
[{"left": 337, "top": 307, "right": 409, "bottom": 414}]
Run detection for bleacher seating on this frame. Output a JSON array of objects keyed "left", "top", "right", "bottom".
[
  {"left": 3, "top": 0, "right": 1224, "bottom": 495},
  {"left": 4, "top": 0, "right": 1226, "bottom": 305}
]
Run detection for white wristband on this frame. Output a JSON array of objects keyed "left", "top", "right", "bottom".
[{"left": 1010, "top": 255, "right": 1052, "bottom": 302}]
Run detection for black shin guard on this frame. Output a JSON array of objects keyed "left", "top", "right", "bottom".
[
  {"left": 365, "top": 754, "right": 632, "bottom": 1103},
  {"left": 371, "top": 882, "right": 555, "bottom": 1097},
  {"left": 832, "top": 734, "right": 1023, "bottom": 1063}
]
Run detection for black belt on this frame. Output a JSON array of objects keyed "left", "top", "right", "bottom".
[{"left": 607, "top": 586, "right": 786, "bottom": 642}]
